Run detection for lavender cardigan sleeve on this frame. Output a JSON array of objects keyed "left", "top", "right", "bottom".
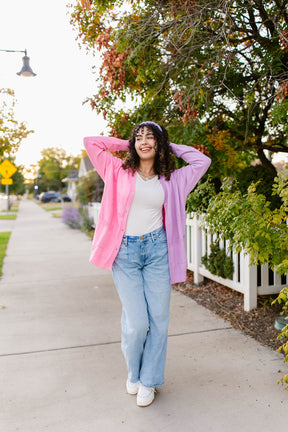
[
  {"left": 169, "top": 142, "right": 211, "bottom": 196},
  {"left": 160, "top": 143, "right": 211, "bottom": 283}
]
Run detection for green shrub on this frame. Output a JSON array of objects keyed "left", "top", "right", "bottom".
[
  {"left": 195, "top": 167, "right": 288, "bottom": 389},
  {"left": 272, "top": 287, "right": 288, "bottom": 389},
  {"left": 77, "top": 171, "right": 104, "bottom": 205},
  {"left": 201, "top": 240, "right": 234, "bottom": 280},
  {"left": 0, "top": 232, "right": 11, "bottom": 276},
  {"left": 79, "top": 207, "right": 94, "bottom": 233},
  {"left": 236, "top": 164, "right": 281, "bottom": 210},
  {"left": 186, "top": 176, "right": 219, "bottom": 213},
  {"left": 199, "top": 168, "right": 288, "bottom": 275}
]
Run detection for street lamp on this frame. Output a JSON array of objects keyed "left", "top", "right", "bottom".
[
  {"left": 0, "top": 48, "right": 36, "bottom": 77},
  {"left": 0, "top": 48, "right": 36, "bottom": 211}
]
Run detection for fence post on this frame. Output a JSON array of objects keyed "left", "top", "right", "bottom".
[
  {"left": 192, "top": 214, "right": 204, "bottom": 284},
  {"left": 242, "top": 253, "right": 258, "bottom": 311}
]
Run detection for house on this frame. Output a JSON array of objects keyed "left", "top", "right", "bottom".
[
  {"left": 63, "top": 157, "right": 95, "bottom": 201},
  {"left": 62, "top": 170, "right": 79, "bottom": 202},
  {"left": 78, "top": 157, "right": 94, "bottom": 178}
]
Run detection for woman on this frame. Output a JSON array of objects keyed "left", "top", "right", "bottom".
[{"left": 84, "top": 121, "right": 211, "bottom": 407}]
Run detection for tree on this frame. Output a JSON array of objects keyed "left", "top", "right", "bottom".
[
  {"left": 0, "top": 88, "right": 33, "bottom": 157},
  {"left": 9, "top": 165, "right": 25, "bottom": 195},
  {"left": 71, "top": 0, "right": 288, "bottom": 176},
  {"left": 38, "top": 148, "right": 80, "bottom": 193}
]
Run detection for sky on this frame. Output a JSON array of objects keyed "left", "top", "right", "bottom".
[{"left": 0, "top": 0, "right": 107, "bottom": 173}]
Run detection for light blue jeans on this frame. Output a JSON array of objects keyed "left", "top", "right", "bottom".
[{"left": 112, "top": 226, "right": 171, "bottom": 387}]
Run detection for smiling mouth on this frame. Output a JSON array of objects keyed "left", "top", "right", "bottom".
[{"left": 140, "top": 147, "right": 152, "bottom": 152}]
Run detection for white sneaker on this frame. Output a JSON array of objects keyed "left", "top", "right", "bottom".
[
  {"left": 137, "top": 384, "right": 155, "bottom": 407},
  {"left": 126, "top": 379, "right": 140, "bottom": 395}
]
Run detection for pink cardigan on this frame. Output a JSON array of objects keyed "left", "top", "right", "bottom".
[{"left": 84, "top": 136, "right": 211, "bottom": 283}]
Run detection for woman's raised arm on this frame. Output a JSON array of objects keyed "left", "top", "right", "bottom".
[
  {"left": 169, "top": 142, "right": 211, "bottom": 195},
  {"left": 84, "top": 136, "right": 129, "bottom": 180}
]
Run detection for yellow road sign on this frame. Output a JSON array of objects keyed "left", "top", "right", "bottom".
[
  {"left": 1, "top": 178, "right": 13, "bottom": 185},
  {"left": 0, "top": 159, "right": 17, "bottom": 178}
]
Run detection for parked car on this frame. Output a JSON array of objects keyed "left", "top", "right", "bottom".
[
  {"left": 55, "top": 195, "right": 72, "bottom": 203},
  {"left": 39, "top": 192, "right": 71, "bottom": 203},
  {"left": 39, "top": 192, "right": 58, "bottom": 203}
]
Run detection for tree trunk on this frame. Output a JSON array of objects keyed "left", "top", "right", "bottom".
[{"left": 257, "top": 148, "right": 277, "bottom": 176}]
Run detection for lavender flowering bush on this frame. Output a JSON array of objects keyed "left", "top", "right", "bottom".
[{"left": 62, "top": 206, "right": 81, "bottom": 229}]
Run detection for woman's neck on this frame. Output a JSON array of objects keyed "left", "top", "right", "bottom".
[{"left": 138, "top": 161, "right": 155, "bottom": 175}]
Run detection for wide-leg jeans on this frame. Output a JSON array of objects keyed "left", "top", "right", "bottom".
[{"left": 112, "top": 226, "right": 171, "bottom": 387}]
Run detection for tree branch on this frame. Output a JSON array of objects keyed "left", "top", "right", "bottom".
[{"left": 254, "top": 0, "right": 276, "bottom": 36}]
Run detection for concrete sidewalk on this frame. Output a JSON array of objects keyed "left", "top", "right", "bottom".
[{"left": 0, "top": 199, "right": 287, "bottom": 431}]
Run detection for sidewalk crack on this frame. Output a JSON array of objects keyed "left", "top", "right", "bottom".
[{"left": 0, "top": 327, "right": 233, "bottom": 358}]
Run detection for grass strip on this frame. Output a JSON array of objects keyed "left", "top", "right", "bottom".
[
  {"left": 44, "top": 205, "right": 63, "bottom": 211},
  {"left": 1, "top": 203, "right": 19, "bottom": 213},
  {"left": 10, "top": 205, "right": 19, "bottom": 212},
  {"left": 0, "top": 214, "right": 17, "bottom": 220},
  {"left": 0, "top": 232, "right": 11, "bottom": 276},
  {"left": 38, "top": 203, "right": 63, "bottom": 211},
  {"left": 39, "top": 202, "right": 79, "bottom": 212},
  {"left": 52, "top": 212, "right": 62, "bottom": 218}
]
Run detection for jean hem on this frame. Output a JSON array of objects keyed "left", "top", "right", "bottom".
[
  {"left": 129, "top": 379, "right": 140, "bottom": 384},
  {"left": 140, "top": 379, "right": 164, "bottom": 388}
]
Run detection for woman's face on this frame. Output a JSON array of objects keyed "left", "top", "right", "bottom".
[{"left": 134, "top": 126, "right": 158, "bottom": 162}]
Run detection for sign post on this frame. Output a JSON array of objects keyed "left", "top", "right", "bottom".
[{"left": 0, "top": 159, "right": 17, "bottom": 213}]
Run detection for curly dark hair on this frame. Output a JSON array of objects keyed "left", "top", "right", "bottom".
[{"left": 122, "top": 122, "right": 176, "bottom": 180}]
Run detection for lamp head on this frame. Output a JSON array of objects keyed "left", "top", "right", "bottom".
[{"left": 17, "top": 52, "right": 36, "bottom": 77}]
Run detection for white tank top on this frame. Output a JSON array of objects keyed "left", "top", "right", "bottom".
[{"left": 125, "top": 173, "right": 165, "bottom": 236}]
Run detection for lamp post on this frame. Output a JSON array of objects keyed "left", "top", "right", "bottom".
[
  {"left": 0, "top": 48, "right": 36, "bottom": 211},
  {"left": 0, "top": 48, "right": 36, "bottom": 76}
]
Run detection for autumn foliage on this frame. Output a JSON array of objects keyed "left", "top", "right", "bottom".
[
  {"left": 0, "top": 89, "right": 33, "bottom": 158},
  {"left": 71, "top": 0, "right": 288, "bottom": 178}
]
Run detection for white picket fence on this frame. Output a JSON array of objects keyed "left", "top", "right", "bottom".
[
  {"left": 186, "top": 214, "right": 288, "bottom": 311},
  {"left": 87, "top": 203, "right": 287, "bottom": 311},
  {"left": 87, "top": 202, "right": 101, "bottom": 228}
]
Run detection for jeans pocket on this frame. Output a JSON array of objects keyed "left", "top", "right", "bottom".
[
  {"left": 117, "top": 241, "right": 128, "bottom": 259},
  {"left": 158, "top": 230, "right": 167, "bottom": 244}
]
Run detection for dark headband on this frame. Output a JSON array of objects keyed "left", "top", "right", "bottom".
[{"left": 138, "top": 121, "right": 162, "bottom": 132}]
